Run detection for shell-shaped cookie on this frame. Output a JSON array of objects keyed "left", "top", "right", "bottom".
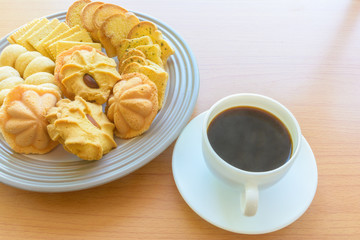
[
  {"left": 46, "top": 96, "right": 117, "bottom": 160},
  {"left": 0, "top": 76, "right": 24, "bottom": 90},
  {"left": 15, "top": 51, "right": 42, "bottom": 77},
  {"left": 0, "top": 85, "right": 60, "bottom": 154},
  {"left": 107, "top": 73, "right": 158, "bottom": 139},
  {"left": 23, "top": 56, "right": 55, "bottom": 79},
  {"left": 0, "top": 44, "right": 27, "bottom": 67},
  {"left": 0, "top": 66, "right": 20, "bottom": 81},
  {"left": 24, "top": 72, "right": 55, "bottom": 85}
]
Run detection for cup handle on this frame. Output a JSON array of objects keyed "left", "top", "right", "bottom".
[{"left": 241, "top": 183, "right": 259, "bottom": 216}]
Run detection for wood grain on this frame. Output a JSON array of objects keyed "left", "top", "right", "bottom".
[{"left": 0, "top": 0, "right": 359, "bottom": 239}]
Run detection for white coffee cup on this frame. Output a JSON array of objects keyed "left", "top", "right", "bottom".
[{"left": 201, "top": 93, "right": 302, "bottom": 216}]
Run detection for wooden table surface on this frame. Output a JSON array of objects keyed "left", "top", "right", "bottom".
[{"left": 0, "top": 0, "right": 359, "bottom": 239}]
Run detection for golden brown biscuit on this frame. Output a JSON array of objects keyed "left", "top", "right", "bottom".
[
  {"left": 46, "top": 96, "right": 117, "bottom": 160},
  {"left": 107, "top": 73, "right": 158, "bottom": 139},
  {"left": 118, "top": 55, "right": 147, "bottom": 73},
  {"left": 127, "top": 21, "right": 175, "bottom": 63},
  {"left": 115, "top": 36, "right": 152, "bottom": 60},
  {"left": 81, "top": 1, "right": 104, "bottom": 42},
  {"left": 43, "top": 25, "right": 81, "bottom": 58},
  {"left": 122, "top": 61, "right": 168, "bottom": 109},
  {"left": 135, "top": 44, "right": 163, "bottom": 67},
  {"left": 66, "top": 0, "right": 92, "bottom": 28},
  {"left": 16, "top": 18, "right": 50, "bottom": 51},
  {"left": 92, "top": 3, "right": 128, "bottom": 57},
  {"left": 27, "top": 19, "right": 60, "bottom": 50},
  {"left": 101, "top": 12, "right": 140, "bottom": 47},
  {"left": 35, "top": 22, "right": 70, "bottom": 57},
  {"left": 55, "top": 41, "right": 102, "bottom": 57},
  {"left": 93, "top": 3, "right": 127, "bottom": 30},
  {"left": 7, "top": 18, "right": 41, "bottom": 44},
  {"left": 0, "top": 84, "right": 60, "bottom": 154},
  {"left": 55, "top": 45, "right": 120, "bottom": 104},
  {"left": 117, "top": 48, "right": 146, "bottom": 66}
]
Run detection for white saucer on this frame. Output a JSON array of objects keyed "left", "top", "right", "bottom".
[{"left": 172, "top": 112, "right": 318, "bottom": 234}]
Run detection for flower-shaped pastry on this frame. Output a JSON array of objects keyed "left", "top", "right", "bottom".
[
  {"left": 0, "top": 85, "right": 61, "bottom": 154},
  {"left": 46, "top": 96, "right": 117, "bottom": 160},
  {"left": 55, "top": 45, "right": 120, "bottom": 104},
  {"left": 107, "top": 73, "right": 158, "bottom": 139}
]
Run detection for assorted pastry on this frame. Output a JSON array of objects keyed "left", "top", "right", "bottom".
[
  {"left": 0, "top": 84, "right": 61, "bottom": 154},
  {"left": 107, "top": 73, "right": 158, "bottom": 139},
  {"left": 0, "top": 0, "right": 174, "bottom": 160},
  {"left": 46, "top": 96, "right": 117, "bottom": 160},
  {"left": 55, "top": 45, "right": 120, "bottom": 104}
]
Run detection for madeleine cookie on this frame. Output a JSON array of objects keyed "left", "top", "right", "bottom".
[
  {"left": 46, "top": 96, "right": 117, "bottom": 160},
  {"left": 0, "top": 85, "right": 60, "bottom": 154},
  {"left": 107, "top": 73, "right": 158, "bottom": 139}
]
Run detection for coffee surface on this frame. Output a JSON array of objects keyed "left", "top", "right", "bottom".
[{"left": 207, "top": 107, "right": 292, "bottom": 172}]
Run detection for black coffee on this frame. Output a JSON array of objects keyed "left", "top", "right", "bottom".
[{"left": 207, "top": 106, "right": 292, "bottom": 172}]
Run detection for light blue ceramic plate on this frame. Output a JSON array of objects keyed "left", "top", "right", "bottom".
[{"left": 0, "top": 11, "right": 199, "bottom": 192}]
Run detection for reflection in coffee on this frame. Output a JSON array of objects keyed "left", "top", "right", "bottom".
[{"left": 207, "top": 107, "right": 292, "bottom": 172}]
